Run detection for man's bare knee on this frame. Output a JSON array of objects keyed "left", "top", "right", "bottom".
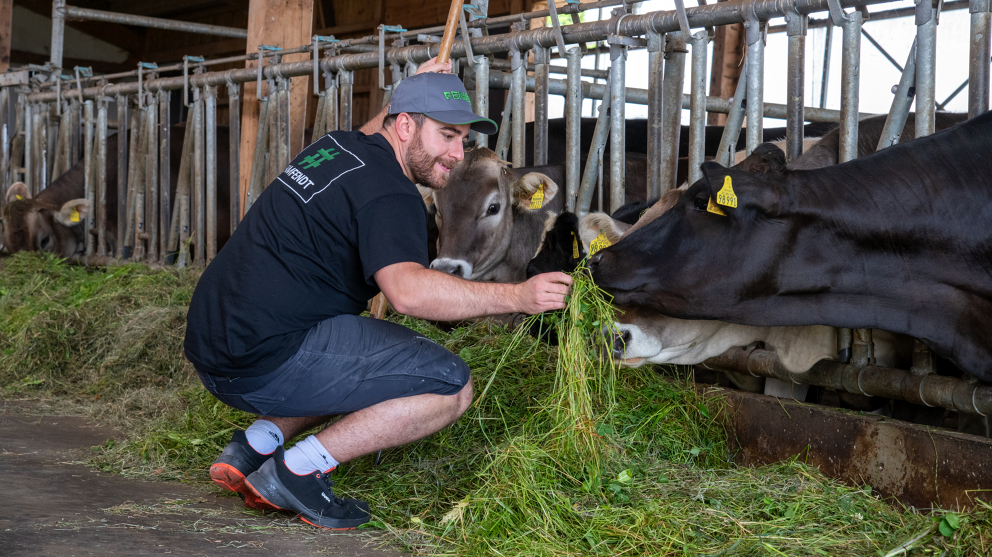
[{"left": 453, "top": 378, "right": 474, "bottom": 418}]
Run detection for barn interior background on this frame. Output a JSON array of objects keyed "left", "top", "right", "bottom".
[{"left": 0, "top": 0, "right": 991, "bottom": 554}]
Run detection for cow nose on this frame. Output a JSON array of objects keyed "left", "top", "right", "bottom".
[
  {"left": 429, "top": 258, "right": 472, "bottom": 279},
  {"left": 587, "top": 253, "right": 602, "bottom": 274},
  {"left": 610, "top": 328, "right": 631, "bottom": 360}
]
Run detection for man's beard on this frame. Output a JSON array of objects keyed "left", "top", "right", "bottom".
[{"left": 407, "top": 130, "right": 456, "bottom": 190}]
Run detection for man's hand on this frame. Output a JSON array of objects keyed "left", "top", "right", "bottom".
[
  {"left": 415, "top": 57, "right": 451, "bottom": 76},
  {"left": 513, "top": 272, "right": 573, "bottom": 314}
]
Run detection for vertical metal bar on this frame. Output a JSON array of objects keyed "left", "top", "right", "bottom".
[
  {"left": 324, "top": 71, "right": 338, "bottom": 132},
  {"left": 510, "top": 46, "right": 526, "bottom": 168},
  {"left": 660, "top": 33, "right": 686, "bottom": 193},
  {"left": 475, "top": 55, "right": 490, "bottom": 149},
  {"left": 646, "top": 31, "right": 664, "bottom": 200},
  {"left": 193, "top": 94, "right": 205, "bottom": 267},
  {"left": 82, "top": 100, "right": 94, "bottom": 255},
  {"left": 267, "top": 83, "right": 281, "bottom": 185},
  {"left": 44, "top": 104, "right": 55, "bottom": 187},
  {"left": 71, "top": 99, "right": 81, "bottom": 166},
  {"left": 533, "top": 46, "right": 550, "bottom": 166},
  {"left": 785, "top": 10, "right": 808, "bottom": 164},
  {"left": 96, "top": 99, "right": 108, "bottom": 258},
  {"left": 820, "top": 25, "right": 833, "bottom": 109},
  {"left": 838, "top": 11, "right": 863, "bottom": 163},
  {"left": 687, "top": 32, "right": 708, "bottom": 186},
  {"left": 124, "top": 105, "right": 145, "bottom": 259},
  {"left": 565, "top": 47, "right": 582, "bottom": 213},
  {"left": 339, "top": 70, "right": 353, "bottom": 131},
  {"left": 916, "top": 2, "right": 938, "bottom": 138},
  {"left": 23, "top": 103, "right": 32, "bottom": 195},
  {"left": 609, "top": 39, "right": 627, "bottom": 213},
  {"left": 246, "top": 96, "right": 270, "bottom": 212},
  {"left": 169, "top": 115, "right": 194, "bottom": 259},
  {"left": 745, "top": 21, "right": 765, "bottom": 156},
  {"left": 227, "top": 82, "right": 241, "bottom": 234},
  {"left": 970, "top": 0, "right": 991, "bottom": 119},
  {"left": 205, "top": 85, "right": 218, "bottom": 263},
  {"left": 131, "top": 108, "right": 148, "bottom": 261},
  {"left": 146, "top": 94, "right": 159, "bottom": 264},
  {"left": 30, "top": 106, "right": 42, "bottom": 194},
  {"left": 716, "top": 66, "right": 749, "bottom": 167},
  {"left": 577, "top": 78, "right": 613, "bottom": 215},
  {"left": 877, "top": 40, "right": 917, "bottom": 151},
  {"left": 116, "top": 96, "right": 129, "bottom": 259},
  {"left": 1, "top": 88, "right": 8, "bottom": 197},
  {"left": 277, "top": 78, "right": 290, "bottom": 169},
  {"left": 50, "top": 0, "right": 66, "bottom": 72},
  {"left": 494, "top": 98, "right": 512, "bottom": 162},
  {"left": 159, "top": 90, "right": 171, "bottom": 263}
]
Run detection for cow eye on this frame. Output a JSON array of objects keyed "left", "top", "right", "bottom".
[
  {"left": 38, "top": 235, "right": 50, "bottom": 249},
  {"left": 693, "top": 195, "right": 709, "bottom": 211},
  {"left": 486, "top": 203, "right": 500, "bottom": 216}
]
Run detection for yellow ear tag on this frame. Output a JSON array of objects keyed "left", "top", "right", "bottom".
[
  {"left": 69, "top": 208, "right": 80, "bottom": 223},
  {"left": 571, "top": 231, "right": 580, "bottom": 259},
  {"left": 15, "top": 195, "right": 23, "bottom": 200},
  {"left": 529, "top": 183, "right": 545, "bottom": 210},
  {"left": 716, "top": 175, "right": 737, "bottom": 208},
  {"left": 706, "top": 197, "right": 727, "bottom": 216},
  {"left": 588, "top": 229, "right": 612, "bottom": 256}
]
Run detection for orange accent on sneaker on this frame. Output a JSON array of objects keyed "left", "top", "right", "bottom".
[
  {"left": 298, "top": 514, "right": 360, "bottom": 531},
  {"left": 211, "top": 463, "right": 282, "bottom": 511}
]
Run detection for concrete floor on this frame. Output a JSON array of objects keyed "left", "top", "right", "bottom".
[{"left": 0, "top": 401, "right": 407, "bottom": 557}]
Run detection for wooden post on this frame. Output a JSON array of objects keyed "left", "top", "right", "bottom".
[{"left": 239, "top": 0, "right": 314, "bottom": 218}]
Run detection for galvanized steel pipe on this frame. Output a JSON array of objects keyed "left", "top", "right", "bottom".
[
  {"left": 83, "top": 100, "right": 94, "bottom": 255},
  {"left": 475, "top": 56, "right": 490, "bottom": 148},
  {"left": 646, "top": 31, "right": 664, "bottom": 199},
  {"left": 915, "top": 2, "right": 938, "bottom": 137},
  {"left": 64, "top": 5, "right": 248, "bottom": 39},
  {"left": 785, "top": 9, "right": 808, "bottom": 163},
  {"left": 745, "top": 22, "right": 765, "bottom": 156},
  {"left": 969, "top": 0, "right": 991, "bottom": 118},
  {"left": 510, "top": 46, "right": 527, "bottom": 168},
  {"left": 687, "top": 32, "right": 708, "bottom": 186},
  {"left": 115, "top": 96, "right": 129, "bottom": 259},
  {"left": 577, "top": 78, "right": 613, "bottom": 215},
  {"left": 159, "top": 90, "right": 171, "bottom": 263},
  {"left": 193, "top": 95, "right": 205, "bottom": 267},
  {"left": 565, "top": 47, "right": 582, "bottom": 212},
  {"left": 205, "top": 85, "right": 218, "bottom": 264},
  {"left": 660, "top": 33, "right": 686, "bottom": 193},
  {"left": 608, "top": 40, "right": 626, "bottom": 213},
  {"left": 227, "top": 83, "right": 241, "bottom": 234},
  {"left": 876, "top": 39, "right": 917, "bottom": 151},
  {"left": 837, "top": 10, "right": 863, "bottom": 163},
  {"left": 95, "top": 100, "right": 108, "bottom": 258},
  {"left": 339, "top": 70, "right": 353, "bottom": 132}
]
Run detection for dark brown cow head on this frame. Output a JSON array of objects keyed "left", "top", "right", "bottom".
[
  {"left": 3, "top": 183, "right": 91, "bottom": 258},
  {"left": 430, "top": 148, "right": 561, "bottom": 282}
]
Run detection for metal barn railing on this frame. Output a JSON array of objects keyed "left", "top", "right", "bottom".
[{"left": 0, "top": 0, "right": 990, "bottom": 418}]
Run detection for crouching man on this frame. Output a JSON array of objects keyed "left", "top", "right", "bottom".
[{"left": 184, "top": 62, "right": 572, "bottom": 529}]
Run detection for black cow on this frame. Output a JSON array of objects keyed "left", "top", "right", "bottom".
[{"left": 590, "top": 111, "right": 992, "bottom": 382}]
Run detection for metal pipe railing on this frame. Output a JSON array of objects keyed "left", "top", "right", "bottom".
[
  {"left": 969, "top": 0, "right": 991, "bottom": 119},
  {"left": 63, "top": 5, "right": 248, "bottom": 38},
  {"left": 702, "top": 347, "right": 992, "bottom": 417}
]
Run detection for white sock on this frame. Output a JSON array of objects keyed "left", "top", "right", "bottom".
[
  {"left": 244, "top": 419, "right": 284, "bottom": 455},
  {"left": 284, "top": 435, "right": 339, "bottom": 474}
]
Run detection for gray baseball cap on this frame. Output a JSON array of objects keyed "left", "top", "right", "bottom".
[{"left": 388, "top": 72, "right": 498, "bottom": 135}]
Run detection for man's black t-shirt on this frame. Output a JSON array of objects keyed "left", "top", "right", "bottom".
[{"left": 184, "top": 131, "right": 428, "bottom": 377}]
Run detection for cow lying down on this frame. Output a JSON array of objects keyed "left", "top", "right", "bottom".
[
  {"left": 3, "top": 182, "right": 91, "bottom": 258},
  {"left": 590, "top": 110, "right": 992, "bottom": 383}
]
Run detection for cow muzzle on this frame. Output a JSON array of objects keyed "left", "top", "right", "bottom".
[{"left": 430, "top": 258, "right": 473, "bottom": 280}]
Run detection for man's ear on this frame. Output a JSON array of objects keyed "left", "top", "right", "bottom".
[
  {"left": 511, "top": 173, "right": 559, "bottom": 211},
  {"left": 700, "top": 162, "right": 784, "bottom": 217},
  {"left": 5, "top": 182, "right": 28, "bottom": 204},
  {"left": 578, "top": 212, "right": 628, "bottom": 251},
  {"left": 394, "top": 112, "right": 418, "bottom": 142},
  {"left": 54, "top": 199, "right": 91, "bottom": 226}
]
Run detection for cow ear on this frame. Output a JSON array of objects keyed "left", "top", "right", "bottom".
[
  {"left": 417, "top": 185, "right": 435, "bottom": 211},
  {"left": 5, "top": 182, "right": 29, "bottom": 204},
  {"left": 700, "top": 162, "right": 783, "bottom": 217},
  {"left": 732, "top": 142, "right": 787, "bottom": 176},
  {"left": 54, "top": 199, "right": 91, "bottom": 226},
  {"left": 512, "top": 173, "right": 559, "bottom": 210},
  {"left": 578, "top": 212, "right": 628, "bottom": 251}
]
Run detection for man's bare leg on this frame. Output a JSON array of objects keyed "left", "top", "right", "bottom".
[
  {"left": 311, "top": 379, "right": 473, "bottom": 463},
  {"left": 261, "top": 415, "right": 332, "bottom": 443}
]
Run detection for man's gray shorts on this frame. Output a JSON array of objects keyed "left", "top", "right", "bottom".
[{"left": 196, "top": 315, "right": 470, "bottom": 417}]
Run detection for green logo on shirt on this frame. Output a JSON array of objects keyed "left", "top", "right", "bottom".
[
  {"left": 298, "top": 147, "right": 341, "bottom": 169},
  {"left": 443, "top": 91, "right": 470, "bottom": 102}
]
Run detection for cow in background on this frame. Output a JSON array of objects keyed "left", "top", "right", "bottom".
[{"left": 2, "top": 125, "right": 231, "bottom": 261}]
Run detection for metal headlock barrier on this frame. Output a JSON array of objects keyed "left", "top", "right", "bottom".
[{"left": 1, "top": 0, "right": 990, "bottom": 418}]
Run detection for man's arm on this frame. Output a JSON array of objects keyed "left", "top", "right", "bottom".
[
  {"left": 374, "top": 262, "right": 572, "bottom": 321},
  {"left": 358, "top": 57, "right": 452, "bottom": 135}
]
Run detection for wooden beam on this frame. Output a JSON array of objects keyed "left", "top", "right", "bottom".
[
  {"left": 239, "top": 0, "right": 314, "bottom": 217},
  {"left": 0, "top": 0, "right": 11, "bottom": 72}
]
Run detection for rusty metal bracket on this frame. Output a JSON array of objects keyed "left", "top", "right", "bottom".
[
  {"left": 256, "top": 45, "right": 282, "bottom": 100},
  {"left": 183, "top": 56, "right": 204, "bottom": 107},
  {"left": 136, "top": 62, "right": 158, "bottom": 109},
  {"left": 312, "top": 35, "right": 338, "bottom": 95}
]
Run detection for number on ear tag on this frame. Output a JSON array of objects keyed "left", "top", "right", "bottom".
[
  {"left": 706, "top": 197, "right": 727, "bottom": 216},
  {"left": 529, "top": 183, "right": 545, "bottom": 210},
  {"left": 716, "top": 175, "right": 737, "bottom": 208},
  {"left": 571, "top": 231, "right": 580, "bottom": 259},
  {"left": 588, "top": 230, "right": 612, "bottom": 256}
]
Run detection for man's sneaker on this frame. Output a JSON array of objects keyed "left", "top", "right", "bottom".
[
  {"left": 209, "top": 430, "right": 281, "bottom": 511},
  {"left": 244, "top": 446, "right": 371, "bottom": 530}
]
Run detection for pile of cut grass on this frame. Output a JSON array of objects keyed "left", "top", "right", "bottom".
[{"left": 1, "top": 252, "right": 989, "bottom": 556}]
